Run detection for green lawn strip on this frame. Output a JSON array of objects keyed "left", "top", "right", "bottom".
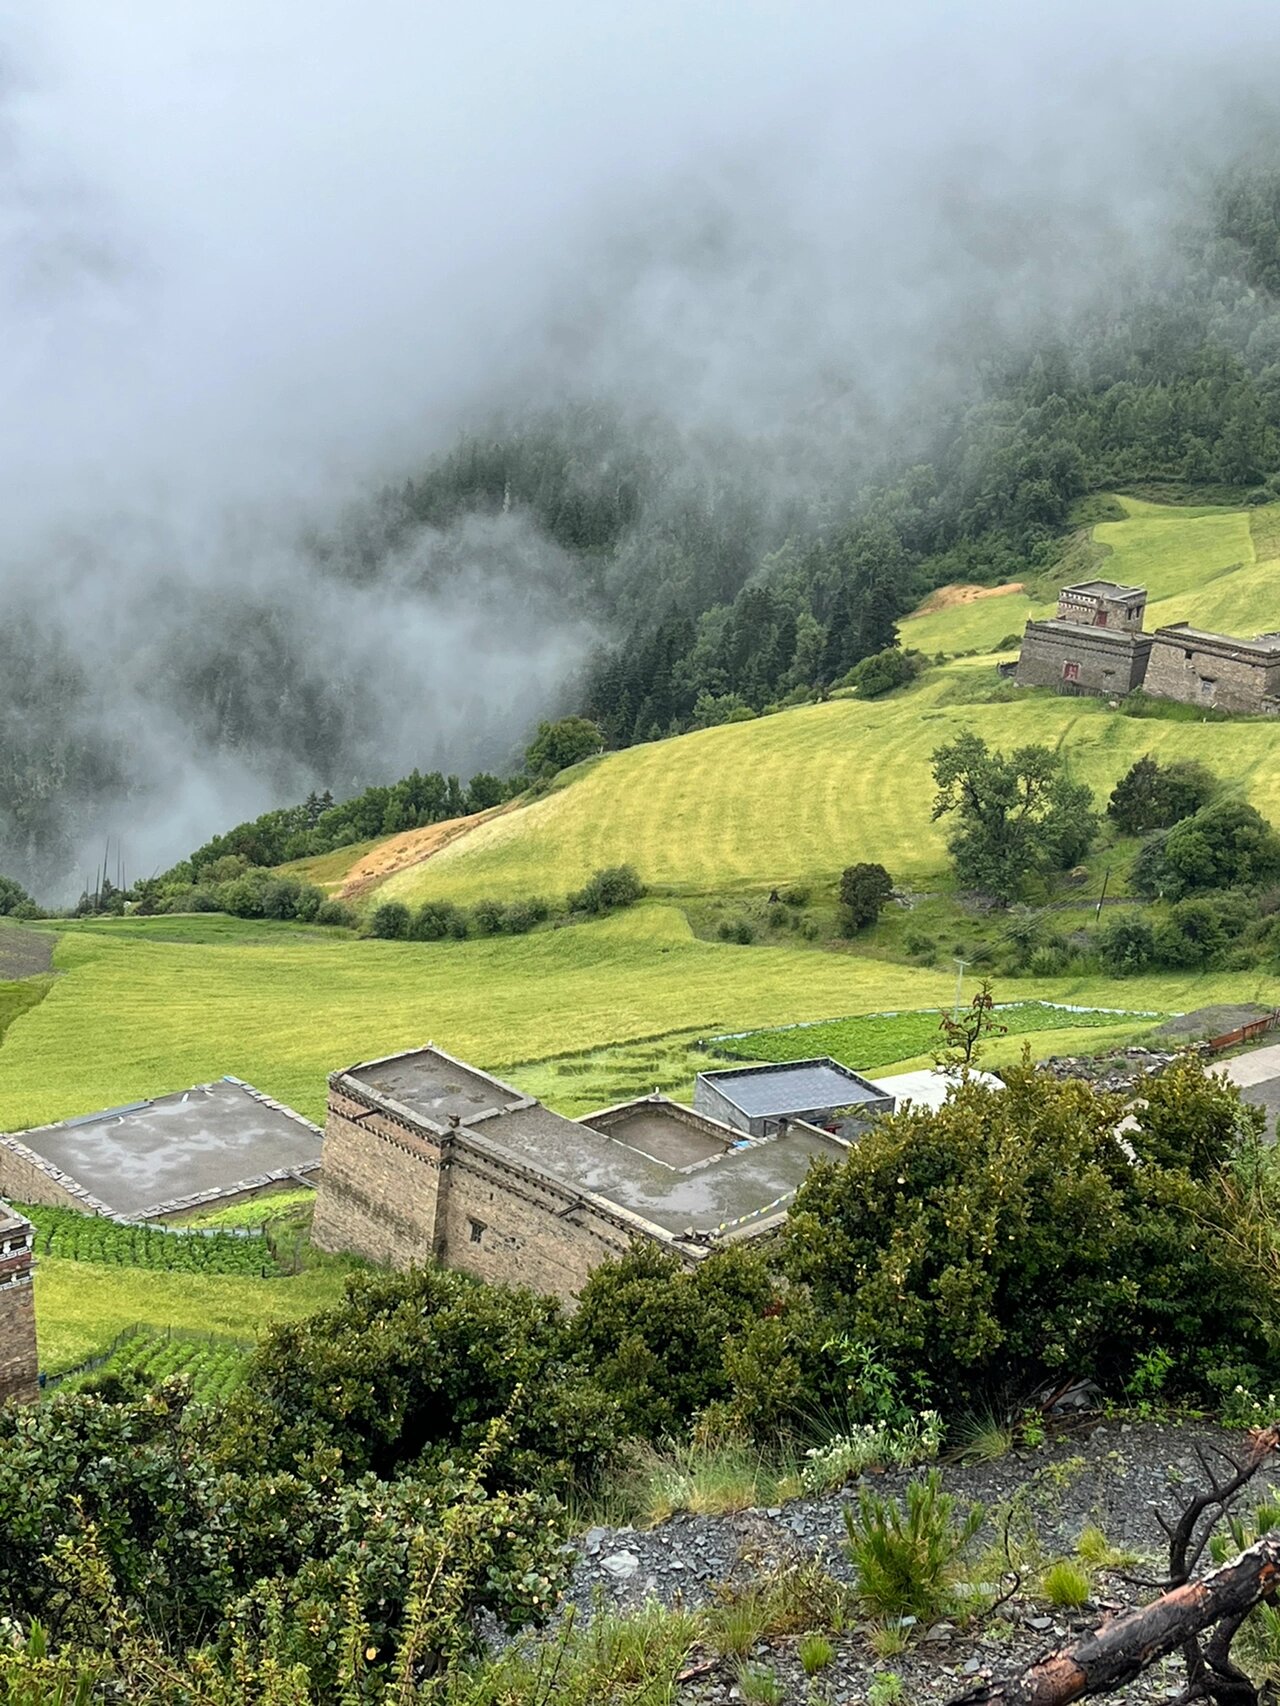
[
  {"left": 34, "top": 1254, "right": 357, "bottom": 1377},
  {"left": 174, "top": 1186, "right": 317, "bottom": 1229},
  {"left": 20, "top": 1203, "right": 279, "bottom": 1277},
  {"left": 713, "top": 1001, "right": 1168, "bottom": 1072}
]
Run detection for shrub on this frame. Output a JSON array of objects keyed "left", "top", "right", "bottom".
[
  {"left": 315, "top": 898, "right": 356, "bottom": 928},
  {"left": 842, "top": 646, "right": 927, "bottom": 699},
  {"left": 1157, "top": 801, "right": 1280, "bottom": 901},
  {"left": 843, "top": 1470, "right": 983, "bottom": 1620},
  {"left": 472, "top": 898, "right": 509, "bottom": 935},
  {"left": 525, "top": 716, "right": 603, "bottom": 778},
  {"left": 570, "top": 864, "right": 646, "bottom": 914},
  {"left": 904, "top": 928, "right": 935, "bottom": 959},
  {"left": 717, "top": 917, "right": 756, "bottom": 944},
  {"left": 1095, "top": 914, "right": 1155, "bottom": 975},
  {"left": 368, "top": 900, "right": 411, "bottom": 939},
  {"left": 503, "top": 901, "right": 539, "bottom": 935},
  {"left": 292, "top": 882, "right": 323, "bottom": 922},
  {"left": 780, "top": 884, "right": 810, "bottom": 907},
  {"left": 1108, "top": 755, "right": 1217, "bottom": 835},
  {"left": 839, "top": 863, "right": 894, "bottom": 934},
  {"left": 259, "top": 877, "right": 302, "bottom": 920}
]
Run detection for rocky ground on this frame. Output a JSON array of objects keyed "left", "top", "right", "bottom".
[{"left": 558, "top": 1421, "right": 1280, "bottom": 1703}]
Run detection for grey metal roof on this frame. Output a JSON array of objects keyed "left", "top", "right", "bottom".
[{"left": 701, "top": 1059, "right": 885, "bottom": 1117}]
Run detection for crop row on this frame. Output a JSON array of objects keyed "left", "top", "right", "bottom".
[
  {"left": 23, "top": 1204, "right": 281, "bottom": 1277},
  {"left": 99, "top": 1332, "right": 251, "bottom": 1401}
]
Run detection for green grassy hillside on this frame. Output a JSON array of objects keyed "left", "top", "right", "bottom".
[
  {"left": 899, "top": 496, "right": 1276, "bottom": 656},
  {"left": 357, "top": 495, "right": 1280, "bottom": 910}
]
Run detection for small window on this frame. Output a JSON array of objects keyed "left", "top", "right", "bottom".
[
  {"left": 468, "top": 1218, "right": 486, "bottom": 1245},
  {"left": 1062, "top": 661, "right": 1080, "bottom": 682},
  {"left": 1184, "top": 648, "right": 1194, "bottom": 660}
]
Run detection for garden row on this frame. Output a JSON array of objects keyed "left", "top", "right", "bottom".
[{"left": 22, "top": 1203, "right": 281, "bottom": 1277}]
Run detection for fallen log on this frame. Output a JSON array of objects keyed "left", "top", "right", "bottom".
[{"left": 951, "top": 1534, "right": 1280, "bottom": 1706}]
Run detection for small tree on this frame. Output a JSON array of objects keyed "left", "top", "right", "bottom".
[
  {"left": 1107, "top": 755, "right": 1217, "bottom": 836},
  {"left": 368, "top": 900, "right": 411, "bottom": 939},
  {"left": 839, "top": 862, "right": 894, "bottom": 933},
  {"left": 524, "top": 717, "right": 604, "bottom": 779},
  {"left": 935, "top": 979, "right": 1007, "bottom": 1068},
  {"left": 841, "top": 646, "right": 926, "bottom": 699},
  {"left": 930, "top": 733, "right": 1097, "bottom": 903}
]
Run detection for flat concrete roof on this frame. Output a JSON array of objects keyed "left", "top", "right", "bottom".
[
  {"left": 1063, "top": 580, "right": 1146, "bottom": 600},
  {"left": 1152, "top": 624, "right": 1280, "bottom": 655},
  {"left": 0, "top": 1201, "right": 30, "bottom": 1239},
  {"left": 582, "top": 1102, "right": 732, "bottom": 1169},
  {"left": 698, "top": 1058, "right": 886, "bottom": 1118},
  {"left": 467, "top": 1101, "right": 845, "bottom": 1236},
  {"left": 6, "top": 1080, "right": 321, "bottom": 1218},
  {"left": 871, "top": 1068, "right": 1005, "bottom": 1111},
  {"left": 344, "top": 1048, "right": 526, "bottom": 1127}
]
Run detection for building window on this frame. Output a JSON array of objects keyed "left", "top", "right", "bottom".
[
  {"left": 1184, "top": 648, "right": 1194, "bottom": 660},
  {"left": 1199, "top": 677, "right": 1216, "bottom": 702},
  {"left": 468, "top": 1218, "right": 486, "bottom": 1244},
  {"left": 1062, "top": 661, "right": 1080, "bottom": 682}
]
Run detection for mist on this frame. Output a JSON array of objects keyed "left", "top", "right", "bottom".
[{"left": 4, "top": 0, "right": 1280, "bottom": 897}]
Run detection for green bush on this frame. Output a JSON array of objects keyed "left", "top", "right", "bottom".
[
  {"left": 315, "top": 897, "right": 356, "bottom": 928},
  {"left": 717, "top": 917, "right": 756, "bottom": 944},
  {"left": 839, "top": 863, "right": 894, "bottom": 933},
  {"left": 368, "top": 899, "right": 411, "bottom": 939},
  {"left": 780, "top": 884, "right": 810, "bottom": 907},
  {"left": 843, "top": 1470, "right": 983, "bottom": 1620},
  {"left": 1147, "top": 801, "right": 1280, "bottom": 901},
  {"left": 786, "top": 1062, "right": 1272, "bottom": 1406},
  {"left": 472, "top": 897, "right": 510, "bottom": 935},
  {"left": 570, "top": 864, "right": 646, "bottom": 914},
  {"left": 842, "top": 647, "right": 927, "bottom": 699},
  {"left": 1107, "top": 754, "right": 1217, "bottom": 835},
  {"left": 1095, "top": 914, "right": 1155, "bottom": 975},
  {"left": 410, "top": 899, "right": 468, "bottom": 940}
]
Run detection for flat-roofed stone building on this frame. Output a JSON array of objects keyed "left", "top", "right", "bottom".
[
  {"left": 311, "top": 1046, "right": 855, "bottom": 1301},
  {"left": 0, "top": 1202, "right": 37, "bottom": 1405},
  {"left": 0, "top": 1079, "right": 321, "bottom": 1221},
  {"left": 1144, "top": 623, "right": 1280, "bottom": 716},
  {"left": 1015, "top": 580, "right": 1154, "bottom": 696}
]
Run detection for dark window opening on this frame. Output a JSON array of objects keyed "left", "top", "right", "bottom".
[
  {"left": 1185, "top": 648, "right": 1194, "bottom": 660},
  {"left": 468, "top": 1218, "right": 486, "bottom": 1244}
]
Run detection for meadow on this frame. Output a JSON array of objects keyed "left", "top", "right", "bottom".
[{"left": 33, "top": 1254, "right": 355, "bottom": 1375}]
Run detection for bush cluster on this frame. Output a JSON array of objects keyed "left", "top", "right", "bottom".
[{"left": 366, "top": 865, "right": 644, "bottom": 942}]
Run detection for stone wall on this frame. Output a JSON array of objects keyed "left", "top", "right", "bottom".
[
  {"left": 1014, "top": 624, "right": 1152, "bottom": 697},
  {"left": 310, "top": 1085, "right": 444, "bottom": 1266},
  {"left": 1144, "top": 631, "right": 1280, "bottom": 716},
  {"left": 0, "top": 1136, "right": 102, "bottom": 1213},
  {"left": 0, "top": 1217, "right": 38, "bottom": 1405},
  {"left": 436, "top": 1137, "right": 638, "bottom": 1303}
]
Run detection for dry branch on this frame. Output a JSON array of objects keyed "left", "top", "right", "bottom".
[{"left": 951, "top": 1428, "right": 1280, "bottom": 1706}]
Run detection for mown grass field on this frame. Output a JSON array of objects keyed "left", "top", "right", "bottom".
[
  {"left": 898, "top": 495, "right": 1275, "bottom": 657},
  {"left": 34, "top": 1255, "right": 355, "bottom": 1375},
  {"left": 2, "top": 908, "right": 1275, "bottom": 1137}
]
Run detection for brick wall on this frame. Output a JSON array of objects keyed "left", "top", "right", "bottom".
[
  {"left": 1144, "top": 633, "right": 1280, "bottom": 716},
  {"left": 1014, "top": 625, "right": 1152, "bottom": 696},
  {"left": 313, "top": 1081, "right": 703, "bottom": 1304},
  {"left": 0, "top": 1217, "right": 38, "bottom": 1405}
]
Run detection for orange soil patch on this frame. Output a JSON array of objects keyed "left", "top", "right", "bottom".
[
  {"left": 339, "top": 801, "right": 520, "bottom": 900},
  {"left": 914, "top": 580, "right": 1026, "bottom": 614}
]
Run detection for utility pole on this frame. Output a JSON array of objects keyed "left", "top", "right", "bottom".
[
  {"left": 953, "top": 956, "right": 969, "bottom": 1013},
  {"left": 1094, "top": 865, "right": 1110, "bottom": 923}
]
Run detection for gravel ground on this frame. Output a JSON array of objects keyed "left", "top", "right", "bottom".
[
  {"left": 0, "top": 921, "right": 52, "bottom": 980},
  {"left": 557, "top": 1421, "right": 1280, "bottom": 1704}
]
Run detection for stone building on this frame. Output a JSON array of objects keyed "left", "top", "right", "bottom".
[
  {"left": 311, "top": 1045, "right": 853, "bottom": 1302},
  {"left": 1144, "top": 623, "right": 1280, "bottom": 716},
  {"left": 0, "top": 1202, "right": 37, "bottom": 1405},
  {"left": 0, "top": 1078, "right": 321, "bottom": 1221},
  {"left": 1015, "top": 580, "right": 1153, "bottom": 696}
]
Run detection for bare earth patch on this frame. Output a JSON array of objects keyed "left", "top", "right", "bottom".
[
  {"left": 339, "top": 801, "right": 519, "bottom": 900},
  {"left": 0, "top": 922, "right": 54, "bottom": 980},
  {"left": 915, "top": 581, "right": 1027, "bottom": 615}
]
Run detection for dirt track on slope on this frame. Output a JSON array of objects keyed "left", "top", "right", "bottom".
[
  {"left": 915, "top": 580, "right": 1026, "bottom": 613},
  {"left": 339, "top": 801, "right": 519, "bottom": 900}
]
